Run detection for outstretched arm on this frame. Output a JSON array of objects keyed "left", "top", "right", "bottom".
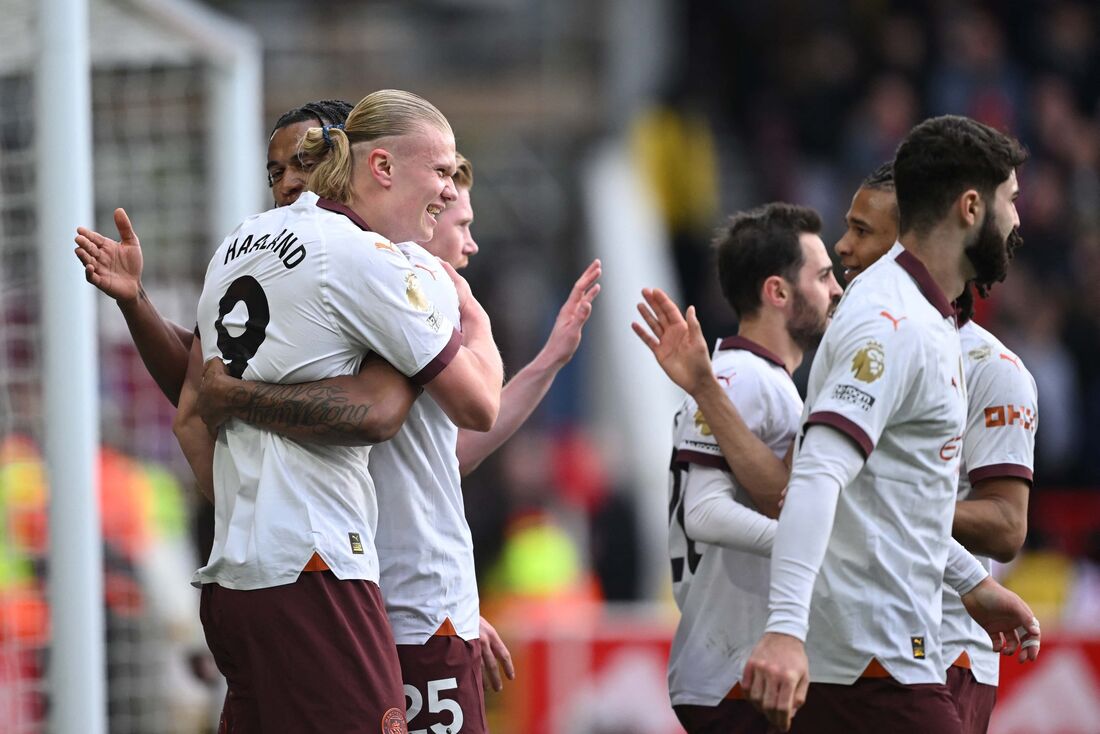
[
  {"left": 172, "top": 338, "right": 215, "bottom": 503},
  {"left": 457, "top": 260, "right": 601, "bottom": 475},
  {"left": 197, "top": 354, "right": 418, "bottom": 446},
  {"left": 633, "top": 288, "right": 789, "bottom": 517},
  {"left": 74, "top": 208, "right": 193, "bottom": 405}
]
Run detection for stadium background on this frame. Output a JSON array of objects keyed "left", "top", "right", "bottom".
[{"left": 2, "top": 0, "right": 1099, "bottom": 731}]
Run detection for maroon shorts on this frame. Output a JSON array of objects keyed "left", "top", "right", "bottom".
[
  {"left": 673, "top": 698, "right": 772, "bottom": 734},
  {"left": 788, "top": 679, "right": 962, "bottom": 734},
  {"left": 397, "top": 635, "right": 487, "bottom": 734},
  {"left": 200, "top": 572, "right": 408, "bottom": 734},
  {"left": 946, "top": 665, "right": 997, "bottom": 734}
]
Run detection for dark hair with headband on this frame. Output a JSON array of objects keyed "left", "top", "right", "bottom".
[{"left": 270, "top": 100, "right": 354, "bottom": 138}]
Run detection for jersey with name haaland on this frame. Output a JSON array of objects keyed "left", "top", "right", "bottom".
[
  {"left": 371, "top": 243, "right": 480, "bottom": 644},
  {"left": 798, "top": 243, "right": 967, "bottom": 685},
  {"left": 941, "top": 319, "right": 1036, "bottom": 685},
  {"left": 668, "top": 336, "right": 801, "bottom": 706},
  {"left": 193, "top": 191, "right": 460, "bottom": 591}
]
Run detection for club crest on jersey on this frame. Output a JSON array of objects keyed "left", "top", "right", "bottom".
[
  {"left": 693, "top": 409, "right": 712, "bottom": 436},
  {"left": 911, "top": 636, "right": 925, "bottom": 659},
  {"left": 349, "top": 532, "right": 364, "bottom": 555},
  {"left": 404, "top": 272, "right": 431, "bottom": 312},
  {"left": 381, "top": 706, "right": 407, "bottom": 734},
  {"left": 851, "top": 340, "right": 885, "bottom": 383}
]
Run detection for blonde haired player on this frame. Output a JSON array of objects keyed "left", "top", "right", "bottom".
[
  {"left": 172, "top": 89, "right": 503, "bottom": 732},
  {"left": 195, "top": 149, "right": 599, "bottom": 731}
]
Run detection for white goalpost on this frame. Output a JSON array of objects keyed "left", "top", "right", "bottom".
[{"left": 1, "top": 0, "right": 262, "bottom": 731}]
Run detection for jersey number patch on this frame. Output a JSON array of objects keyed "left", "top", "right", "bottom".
[
  {"left": 668, "top": 457, "right": 703, "bottom": 583},
  {"left": 404, "top": 678, "right": 463, "bottom": 734},
  {"left": 214, "top": 276, "right": 270, "bottom": 378}
]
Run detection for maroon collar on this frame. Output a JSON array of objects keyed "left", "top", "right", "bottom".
[
  {"left": 316, "top": 197, "right": 373, "bottom": 232},
  {"left": 717, "top": 335, "right": 787, "bottom": 371},
  {"left": 894, "top": 249, "right": 955, "bottom": 319}
]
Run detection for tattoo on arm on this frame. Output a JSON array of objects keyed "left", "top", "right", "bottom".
[{"left": 224, "top": 382, "right": 372, "bottom": 438}]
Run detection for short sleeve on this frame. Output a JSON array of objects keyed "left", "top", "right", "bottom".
[
  {"left": 325, "top": 232, "right": 459, "bottom": 380},
  {"left": 674, "top": 363, "right": 770, "bottom": 471},
  {"left": 963, "top": 351, "right": 1037, "bottom": 485},
  {"left": 802, "top": 304, "right": 924, "bottom": 457}
]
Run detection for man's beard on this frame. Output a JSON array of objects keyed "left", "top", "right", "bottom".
[
  {"left": 787, "top": 287, "right": 834, "bottom": 352},
  {"left": 966, "top": 209, "right": 1022, "bottom": 297}
]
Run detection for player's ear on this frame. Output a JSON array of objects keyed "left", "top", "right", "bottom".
[
  {"left": 958, "top": 189, "right": 981, "bottom": 229},
  {"left": 762, "top": 274, "right": 788, "bottom": 308},
  {"left": 367, "top": 147, "right": 395, "bottom": 189}
]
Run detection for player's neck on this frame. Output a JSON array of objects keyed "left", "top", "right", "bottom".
[
  {"left": 737, "top": 317, "right": 802, "bottom": 375},
  {"left": 898, "top": 227, "right": 968, "bottom": 303}
]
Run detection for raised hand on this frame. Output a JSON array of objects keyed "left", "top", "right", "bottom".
[
  {"left": 631, "top": 287, "right": 713, "bottom": 396},
  {"left": 73, "top": 208, "right": 144, "bottom": 303},
  {"left": 540, "top": 259, "right": 601, "bottom": 368},
  {"left": 478, "top": 616, "right": 515, "bottom": 693},
  {"left": 961, "top": 576, "right": 1042, "bottom": 662},
  {"left": 438, "top": 258, "right": 473, "bottom": 312}
]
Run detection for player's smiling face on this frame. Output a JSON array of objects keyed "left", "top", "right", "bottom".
[
  {"left": 787, "top": 233, "right": 843, "bottom": 351},
  {"left": 965, "top": 169, "right": 1021, "bottom": 291},
  {"left": 834, "top": 186, "right": 899, "bottom": 282},
  {"left": 419, "top": 186, "right": 478, "bottom": 269},
  {"left": 390, "top": 124, "right": 458, "bottom": 244},
  {"left": 267, "top": 120, "right": 318, "bottom": 207}
]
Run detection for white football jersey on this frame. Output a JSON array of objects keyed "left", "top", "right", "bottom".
[
  {"left": 667, "top": 337, "right": 801, "bottom": 706},
  {"left": 941, "top": 319, "right": 1037, "bottom": 685},
  {"left": 193, "top": 192, "right": 460, "bottom": 591},
  {"left": 798, "top": 243, "right": 967, "bottom": 684},
  {"left": 372, "top": 243, "right": 480, "bottom": 644}
]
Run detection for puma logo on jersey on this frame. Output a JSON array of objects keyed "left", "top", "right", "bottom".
[
  {"left": 413, "top": 263, "right": 438, "bottom": 280},
  {"left": 911, "top": 636, "right": 926, "bottom": 659},
  {"left": 716, "top": 372, "right": 735, "bottom": 387},
  {"left": 375, "top": 239, "right": 400, "bottom": 255},
  {"left": 879, "top": 310, "right": 907, "bottom": 330},
  {"left": 1000, "top": 353, "right": 1021, "bottom": 369},
  {"left": 349, "top": 532, "right": 364, "bottom": 555}
]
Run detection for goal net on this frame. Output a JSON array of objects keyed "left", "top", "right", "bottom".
[{"left": 0, "top": 0, "right": 261, "bottom": 731}]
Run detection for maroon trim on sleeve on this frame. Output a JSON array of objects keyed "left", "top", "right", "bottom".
[
  {"left": 717, "top": 335, "right": 788, "bottom": 372},
  {"left": 411, "top": 328, "right": 462, "bottom": 386},
  {"left": 316, "top": 197, "right": 374, "bottom": 232},
  {"left": 674, "top": 449, "right": 732, "bottom": 473},
  {"left": 968, "top": 463, "right": 1033, "bottom": 486},
  {"left": 895, "top": 249, "right": 955, "bottom": 319},
  {"left": 805, "top": 411, "right": 874, "bottom": 458}
]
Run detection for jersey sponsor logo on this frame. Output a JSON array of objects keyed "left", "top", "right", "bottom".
[
  {"left": 984, "top": 404, "right": 1036, "bottom": 431},
  {"left": 349, "top": 532, "right": 364, "bottom": 555},
  {"left": 911, "top": 636, "right": 926, "bottom": 659},
  {"left": 940, "top": 435, "right": 963, "bottom": 461},
  {"left": 968, "top": 344, "right": 992, "bottom": 362},
  {"left": 693, "top": 409, "right": 712, "bottom": 436},
  {"left": 879, "top": 310, "right": 907, "bottom": 330},
  {"left": 850, "top": 340, "right": 885, "bottom": 383},
  {"left": 425, "top": 308, "right": 445, "bottom": 333},
  {"left": 404, "top": 272, "right": 431, "bottom": 312},
  {"left": 381, "top": 706, "right": 407, "bottom": 734},
  {"left": 1000, "top": 352, "right": 1022, "bottom": 370},
  {"left": 832, "top": 383, "right": 875, "bottom": 411}
]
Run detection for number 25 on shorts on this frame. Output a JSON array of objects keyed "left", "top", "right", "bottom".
[{"left": 404, "top": 677, "right": 463, "bottom": 734}]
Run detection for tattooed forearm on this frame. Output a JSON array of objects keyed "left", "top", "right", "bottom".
[{"left": 222, "top": 382, "right": 376, "bottom": 443}]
